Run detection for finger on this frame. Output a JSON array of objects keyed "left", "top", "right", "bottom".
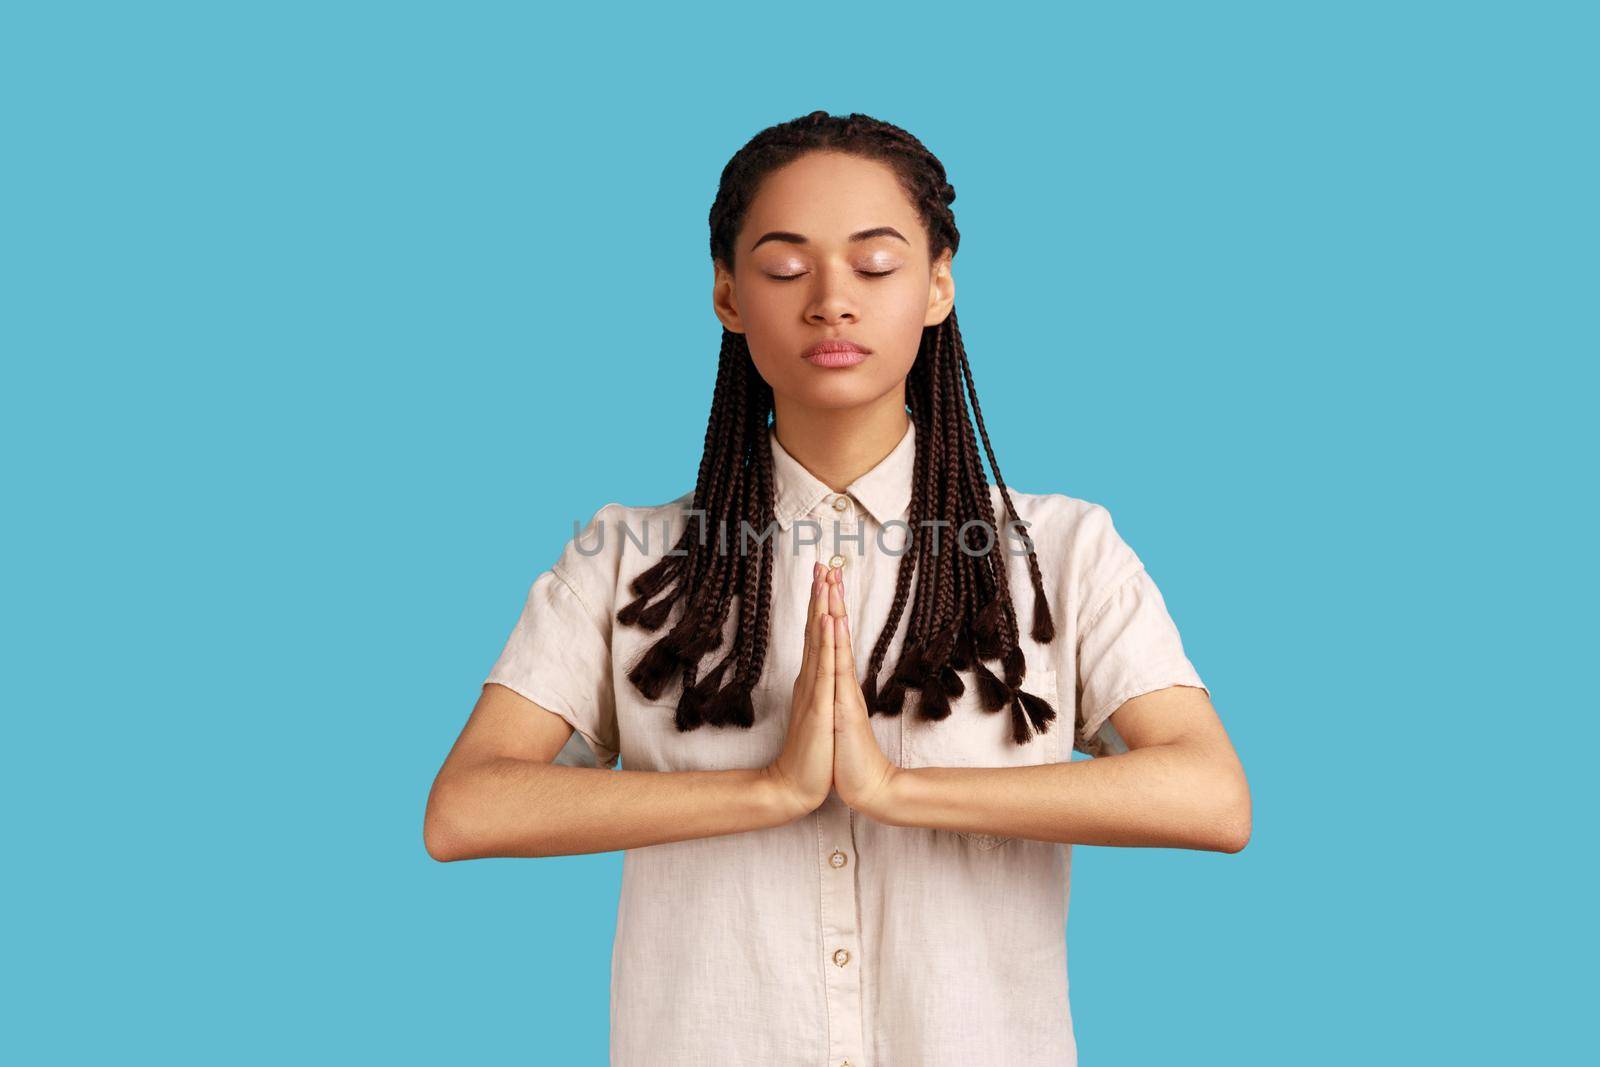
[
  {"left": 833, "top": 613, "right": 863, "bottom": 706},
  {"left": 798, "top": 562, "right": 824, "bottom": 680},
  {"left": 815, "top": 591, "right": 836, "bottom": 704},
  {"left": 825, "top": 570, "right": 864, "bottom": 705},
  {"left": 797, "top": 608, "right": 828, "bottom": 710}
]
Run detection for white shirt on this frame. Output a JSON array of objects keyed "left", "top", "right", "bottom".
[{"left": 485, "top": 416, "right": 1208, "bottom": 1065}]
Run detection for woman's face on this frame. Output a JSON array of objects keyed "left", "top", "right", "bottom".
[{"left": 713, "top": 151, "right": 954, "bottom": 411}]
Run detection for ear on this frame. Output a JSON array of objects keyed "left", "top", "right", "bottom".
[
  {"left": 923, "top": 248, "right": 955, "bottom": 327},
  {"left": 712, "top": 260, "right": 745, "bottom": 333}
]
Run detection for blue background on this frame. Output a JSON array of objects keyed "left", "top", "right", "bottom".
[{"left": 5, "top": 2, "right": 1593, "bottom": 1063}]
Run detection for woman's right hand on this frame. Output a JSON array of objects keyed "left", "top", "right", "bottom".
[{"left": 764, "top": 561, "right": 837, "bottom": 822}]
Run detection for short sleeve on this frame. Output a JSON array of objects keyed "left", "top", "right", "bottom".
[
  {"left": 484, "top": 507, "right": 622, "bottom": 769},
  {"left": 1077, "top": 566, "right": 1208, "bottom": 753},
  {"left": 1066, "top": 502, "right": 1208, "bottom": 755}
]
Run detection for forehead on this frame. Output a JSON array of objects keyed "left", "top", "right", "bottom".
[{"left": 742, "top": 151, "right": 924, "bottom": 248}]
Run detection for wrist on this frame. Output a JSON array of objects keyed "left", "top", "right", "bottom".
[
  {"left": 860, "top": 764, "right": 908, "bottom": 826},
  {"left": 758, "top": 764, "right": 810, "bottom": 826}
]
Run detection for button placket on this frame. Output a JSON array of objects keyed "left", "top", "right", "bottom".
[{"left": 817, "top": 796, "right": 865, "bottom": 1066}]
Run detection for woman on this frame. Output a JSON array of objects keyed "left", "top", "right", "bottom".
[{"left": 424, "top": 110, "right": 1250, "bottom": 1066}]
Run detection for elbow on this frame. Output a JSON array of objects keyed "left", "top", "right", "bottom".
[
  {"left": 1215, "top": 808, "right": 1252, "bottom": 854},
  {"left": 1210, "top": 777, "right": 1252, "bottom": 854},
  {"left": 424, "top": 816, "right": 458, "bottom": 863},
  {"left": 424, "top": 781, "right": 470, "bottom": 863},
  {"left": 1184, "top": 745, "right": 1250, "bottom": 854}
]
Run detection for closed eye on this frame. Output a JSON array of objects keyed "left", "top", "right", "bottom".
[{"left": 766, "top": 270, "right": 897, "bottom": 281}]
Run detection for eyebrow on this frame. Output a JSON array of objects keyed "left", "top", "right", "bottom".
[{"left": 749, "top": 226, "right": 910, "bottom": 252}]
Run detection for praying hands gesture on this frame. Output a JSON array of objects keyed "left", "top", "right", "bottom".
[{"left": 764, "top": 561, "right": 901, "bottom": 823}]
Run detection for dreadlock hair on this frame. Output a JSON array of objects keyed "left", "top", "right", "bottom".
[{"left": 618, "top": 110, "right": 1067, "bottom": 749}]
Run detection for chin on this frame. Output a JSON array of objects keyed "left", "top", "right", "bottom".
[{"left": 793, "top": 374, "right": 896, "bottom": 410}]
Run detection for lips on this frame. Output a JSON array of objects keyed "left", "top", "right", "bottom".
[{"left": 803, "top": 340, "right": 870, "bottom": 368}]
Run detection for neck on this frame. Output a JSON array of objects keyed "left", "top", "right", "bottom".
[{"left": 771, "top": 389, "right": 911, "bottom": 492}]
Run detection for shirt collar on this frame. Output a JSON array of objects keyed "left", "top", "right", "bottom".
[{"left": 769, "top": 417, "right": 917, "bottom": 530}]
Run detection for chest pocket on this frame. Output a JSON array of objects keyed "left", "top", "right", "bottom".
[{"left": 898, "top": 666, "right": 1064, "bottom": 849}]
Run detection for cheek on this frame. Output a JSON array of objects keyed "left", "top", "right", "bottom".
[
  {"left": 737, "top": 290, "right": 792, "bottom": 336},
  {"left": 889, "top": 284, "right": 931, "bottom": 332},
  {"left": 734, "top": 285, "right": 801, "bottom": 353},
  {"left": 738, "top": 301, "right": 800, "bottom": 385},
  {"left": 865, "top": 332, "right": 922, "bottom": 390},
  {"left": 874, "top": 277, "right": 934, "bottom": 368}
]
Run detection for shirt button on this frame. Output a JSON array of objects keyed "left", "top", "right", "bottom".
[
  {"left": 832, "top": 494, "right": 849, "bottom": 511},
  {"left": 833, "top": 948, "right": 851, "bottom": 967},
  {"left": 829, "top": 849, "right": 848, "bottom": 868},
  {"left": 828, "top": 554, "right": 846, "bottom": 569}
]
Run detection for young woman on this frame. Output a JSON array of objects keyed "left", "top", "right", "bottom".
[{"left": 425, "top": 110, "right": 1250, "bottom": 1067}]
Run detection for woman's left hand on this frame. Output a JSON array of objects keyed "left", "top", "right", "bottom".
[{"left": 824, "top": 566, "right": 901, "bottom": 821}]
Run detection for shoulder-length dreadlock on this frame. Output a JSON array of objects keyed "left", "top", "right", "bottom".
[{"left": 618, "top": 110, "right": 1063, "bottom": 748}]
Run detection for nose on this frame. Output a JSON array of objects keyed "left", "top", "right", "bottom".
[{"left": 804, "top": 264, "right": 860, "bottom": 325}]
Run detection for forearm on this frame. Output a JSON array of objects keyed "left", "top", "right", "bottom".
[
  {"left": 879, "top": 742, "right": 1251, "bottom": 853},
  {"left": 426, "top": 758, "right": 796, "bottom": 860}
]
